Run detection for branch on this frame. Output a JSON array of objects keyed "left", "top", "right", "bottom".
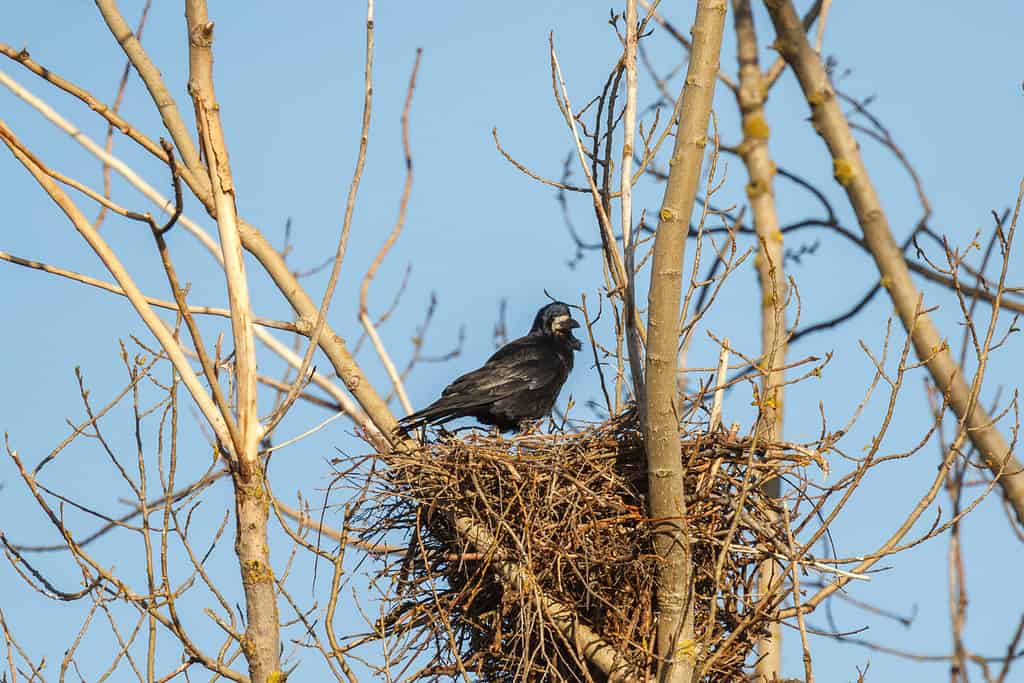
[
  {"left": 184, "top": 4, "right": 278, "bottom": 681},
  {"left": 621, "top": 0, "right": 647, "bottom": 403},
  {"left": 638, "top": 0, "right": 738, "bottom": 93},
  {"left": 357, "top": 49, "right": 422, "bottom": 418},
  {"left": 1, "top": 64, "right": 386, "bottom": 452},
  {"left": 642, "top": 1, "right": 727, "bottom": 681},
  {"left": 731, "top": 1, "right": 789, "bottom": 676},
  {"left": 185, "top": 1, "right": 258, "bottom": 471},
  {"left": 549, "top": 35, "right": 647, "bottom": 356}
]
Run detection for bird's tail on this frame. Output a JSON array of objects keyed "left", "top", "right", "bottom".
[
  {"left": 395, "top": 403, "right": 453, "bottom": 434},
  {"left": 396, "top": 396, "right": 484, "bottom": 435}
]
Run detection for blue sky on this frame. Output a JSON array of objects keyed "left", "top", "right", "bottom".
[{"left": 2, "top": 1, "right": 1023, "bottom": 681}]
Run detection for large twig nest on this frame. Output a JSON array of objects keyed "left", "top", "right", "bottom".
[{"left": 350, "top": 411, "right": 825, "bottom": 681}]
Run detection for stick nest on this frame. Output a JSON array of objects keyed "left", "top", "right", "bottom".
[{"left": 352, "top": 411, "right": 825, "bottom": 682}]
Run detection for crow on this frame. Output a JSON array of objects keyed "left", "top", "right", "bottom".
[{"left": 399, "top": 301, "right": 582, "bottom": 433}]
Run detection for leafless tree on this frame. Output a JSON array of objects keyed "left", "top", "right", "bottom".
[{"left": 1, "top": 1, "right": 1022, "bottom": 682}]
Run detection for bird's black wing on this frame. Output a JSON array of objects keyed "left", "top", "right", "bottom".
[
  {"left": 440, "top": 336, "right": 565, "bottom": 400},
  {"left": 399, "top": 335, "right": 568, "bottom": 429}
]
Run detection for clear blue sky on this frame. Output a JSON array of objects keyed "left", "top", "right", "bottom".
[{"left": 2, "top": 1, "right": 1023, "bottom": 681}]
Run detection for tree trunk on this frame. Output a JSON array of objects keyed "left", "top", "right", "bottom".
[
  {"left": 643, "top": 2, "right": 728, "bottom": 680},
  {"left": 732, "top": 1, "right": 788, "bottom": 677}
]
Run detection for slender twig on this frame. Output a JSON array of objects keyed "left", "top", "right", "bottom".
[
  {"left": 709, "top": 340, "right": 730, "bottom": 431},
  {"left": 621, "top": 0, "right": 647, "bottom": 403}
]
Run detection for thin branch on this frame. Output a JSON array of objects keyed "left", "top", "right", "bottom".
[
  {"left": 0, "top": 249, "right": 299, "bottom": 332},
  {"left": 621, "top": 0, "right": 647, "bottom": 403}
]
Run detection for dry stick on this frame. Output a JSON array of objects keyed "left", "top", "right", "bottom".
[
  {"left": 0, "top": 120, "right": 234, "bottom": 455},
  {"left": 782, "top": 504, "right": 814, "bottom": 683},
  {"left": 360, "top": 314, "right": 413, "bottom": 414},
  {"left": 731, "top": 1, "right": 788, "bottom": 676},
  {"left": 183, "top": 4, "right": 277, "bottom": 681},
  {"left": 492, "top": 128, "right": 592, "bottom": 193},
  {"left": 128, "top": 360, "right": 158, "bottom": 683},
  {"left": 764, "top": 0, "right": 1024, "bottom": 527},
  {"left": 160, "top": 380, "right": 186, "bottom": 675},
  {"left": 642, "top": 2, "right": 727, "bottom": 681},
  {"left": 813, "top": 0, "right": 832, "bottom": 53},
  {"left": 185, "top": 1, "right": 258, "bottom": 470},
  {"left": 709, "top": 340, "right": 730, "bottom": 430},
  {"left": 149, "top": 144, "right": 243, "bottom": 460},
  {"left": 0, "top": 608, "right": 17, "bottom": 682},
  {"left": 947, "top": 455, "right": 970, "bottom": 682},
  {"left": 620, "top": 0, "right": 647, "bottom": 404}
]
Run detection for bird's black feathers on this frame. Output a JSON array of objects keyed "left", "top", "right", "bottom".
[{"left": 399, "top": 302, "right": 582, "bottom": 433}]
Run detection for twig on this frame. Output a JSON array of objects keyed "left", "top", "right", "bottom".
[{"left": 709, "top": 340, "right": 730, "bottom": 431}]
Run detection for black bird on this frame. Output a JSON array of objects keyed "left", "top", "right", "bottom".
[{"left": 399, "top": 302, "right": 582, "bottom": 433}]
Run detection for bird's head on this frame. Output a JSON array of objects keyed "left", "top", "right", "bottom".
[{"left": 531, "top": 302, "right": 582, "bottom": 351}]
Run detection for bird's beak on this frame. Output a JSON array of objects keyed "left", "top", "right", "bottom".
[
  {"left": 553, "top": 315, "right": 583, "bottom": 351},
  {"left": 552, "top": 315, "right": 580, "bottom": 332}
]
